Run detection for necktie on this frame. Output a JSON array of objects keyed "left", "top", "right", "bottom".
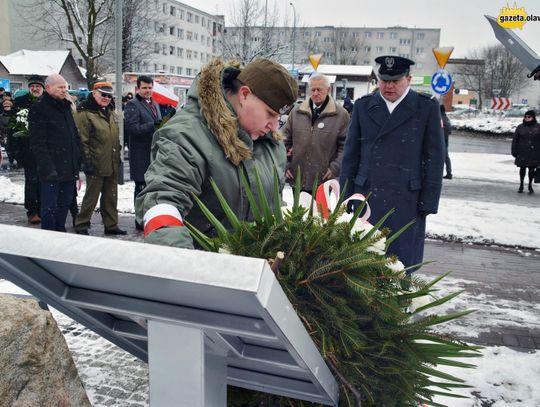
[{"left": 148, "top": 101, "right": 158, "bottom": 118}]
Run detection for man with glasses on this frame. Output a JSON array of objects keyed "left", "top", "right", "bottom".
[{"left": 74, "top": 82, "right": 126, "bottom": 235}]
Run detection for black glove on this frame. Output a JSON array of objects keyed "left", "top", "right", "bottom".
[
  {"left": 81, "top": 162, "right": 95, "bottom": 175},
  {"left": 46, "top": 170, "right": 58, "bottom": 182},
  {"left": 418, "top": 210, "right": 429, "bottom": 218}
]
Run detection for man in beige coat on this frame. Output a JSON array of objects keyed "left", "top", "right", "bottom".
[{"left": 283, "top": 73, "right": 350, "bottom": 192}]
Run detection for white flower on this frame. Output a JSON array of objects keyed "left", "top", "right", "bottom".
[
  {"left": 336, "top": 213, "right": 386, "bottom": 255},
  {"left": 386, "top": 259, "right": 405, "bottom": 272}
]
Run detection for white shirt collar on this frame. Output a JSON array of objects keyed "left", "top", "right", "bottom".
[{"left": 380, "top": 86, "right": 411, "bottom": 114}]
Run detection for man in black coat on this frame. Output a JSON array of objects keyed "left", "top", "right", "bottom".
[
  {"left": 29, "top": 74, "right": 81, "bottom": 232},
  {"left": 340, "top": 56, "right": 445, "bottom": 271},
  {"left": 13, "top": 75, "right": 45, "bottom": 224},
  {"left": 124, "top": 76, "right": 161, "bottom": 207}
]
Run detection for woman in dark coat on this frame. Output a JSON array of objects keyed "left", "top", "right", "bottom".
[{"left": 511, "top": 110, "right": 540, "bottom": 193}]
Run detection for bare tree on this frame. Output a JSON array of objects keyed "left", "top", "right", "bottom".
[
  {"left": 456, "top": 44, "right": 527, "bottom": 107},
  {"left": 15, "top": 0, "right": 158, "bottom": 84},
  {"left": 16, "top": 0, "right": 115, "bottom": 86},
  {"left": 222, "top": 0, "right": 289, "bottom": 63}
]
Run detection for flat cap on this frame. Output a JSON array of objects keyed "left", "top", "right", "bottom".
[
  {"left": 375, "top": 55, "right": 415, "bottom": 80},
  {"left": 27, "top": 75, "right": 45, "bottom": 88},
  {"left": 237, "top": 59, "right": 298, "bottom": 114}
]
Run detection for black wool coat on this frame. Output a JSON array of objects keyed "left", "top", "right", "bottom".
[
  {"left": 29, "top": 92, "right": 81, "bottom": 182},
  {"left": 511, "top": 123, "right": 540, "bottom": 167}
]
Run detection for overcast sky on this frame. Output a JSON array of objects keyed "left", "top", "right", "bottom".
[{"left": 183, "top": 0, "right": 540, "bottom": 58}]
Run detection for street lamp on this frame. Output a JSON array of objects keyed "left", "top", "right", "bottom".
[{"left": 289, "top": 2, "right": 296, "bottom": 72}]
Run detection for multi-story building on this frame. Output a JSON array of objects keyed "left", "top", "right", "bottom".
[
  {"left": 225, "top": 25, "right": 440, "bottom": 77},
  {"left": 0, "top": 0, "right": 224, "bottom": 79},
  {"left": 146, "top": 0, "right": 224, "bottom": 77}
]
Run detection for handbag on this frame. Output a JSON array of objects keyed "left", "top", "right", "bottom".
[{"left": 535, "top": 167, "right": 540, "bottom": 184}]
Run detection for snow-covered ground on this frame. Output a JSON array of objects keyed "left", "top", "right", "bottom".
[
  {"left": 1, "top": 123, "right": 539, "bottom": 406},
  {"left": 450, "top": 114, "right": 522, "bottom": 134}
]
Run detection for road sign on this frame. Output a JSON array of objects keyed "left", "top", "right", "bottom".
[
  {"left": 431, "top": 69, "right": 453, "bottom": 95},
  {"left": 490, "top": 97, "right": 511, "bottom": 110},
  {"left": 432, "top": 47, "right": 454, "bottom": 69}
]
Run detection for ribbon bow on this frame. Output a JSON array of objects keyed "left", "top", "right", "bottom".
[{"left": 311, "top": 179, "right": 371, "bottom": 223}]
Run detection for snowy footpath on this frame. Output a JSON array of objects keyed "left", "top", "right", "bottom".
[{"left": 1, "top": 132, "right": 539, "bottom": 406}]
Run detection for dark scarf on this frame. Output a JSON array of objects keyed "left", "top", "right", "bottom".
[
  {"left": 523, "top": 110, "right": 537, "bottom": 126},
  {"left": 309, "top": 95, "right": 329, "bottom": 125}
]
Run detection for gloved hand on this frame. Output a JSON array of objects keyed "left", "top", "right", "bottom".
[
  {"left": 46, "top": 170, "right": 58, "bottom": 182},
  {"left": 81, "top": 162, "right": 95, "bottom": 176}
]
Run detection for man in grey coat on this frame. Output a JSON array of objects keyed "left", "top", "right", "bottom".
[
  {"left": 340, "top": 56, "right": 445, "bottom": 271},
  {"left": 124, "top": 75, "right": 161, "bottom": 229}
]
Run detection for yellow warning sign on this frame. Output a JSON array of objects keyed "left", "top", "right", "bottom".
[
  {"left": 432, "top": 47, "right": 454, "bottom": 69},
  {"left": 309, "top": 54, "right": 322, "bottom": 71}
]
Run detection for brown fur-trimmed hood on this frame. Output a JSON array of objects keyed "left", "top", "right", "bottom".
[{"left": 196, "top": 58, "right": 282, "bottom": 166}]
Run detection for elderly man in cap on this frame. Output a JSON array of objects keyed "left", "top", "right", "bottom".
[
  {"left": 340, "top": 56, "right": 445, "bottom": 271},
  {"left": 12, "top": 75, "right": 46, "bottom": 224},
  {"left": 136, "top": 58, "right": 298, "bottom": 248},
  {"left": 74, "top": 82, "right": 126, "bottom": 236}
]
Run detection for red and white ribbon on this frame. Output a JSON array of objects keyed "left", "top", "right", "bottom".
[
  {"left": 314, "top": 179, "right": 371, "bottom": 223},
  {"left": 143, "top": 203, "right": 184, "bottom": 237}
]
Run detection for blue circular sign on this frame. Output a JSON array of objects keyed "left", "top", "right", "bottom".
[{"left": 431, "top": 69, "right": 453, "bottom": 95}]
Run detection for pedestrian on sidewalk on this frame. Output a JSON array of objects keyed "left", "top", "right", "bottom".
[
  {"left": 440, "top": 105, "right": 453, "bottom": 180},
  {"left": 511, "top": 110, "right": 540, "bottom": 194},
  {"left": 74, "top": 82, "right": 126, "bottom": 236},
  {"left": 29, "top": 74, "right": 82, "bottom": 232}
]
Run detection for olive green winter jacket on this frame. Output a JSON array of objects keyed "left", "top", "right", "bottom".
[
  {"left": 75, "top": 95, "right": 120, "bottom": 176},
  {"left": 135, "top": 59, "right": 287, "bottom": 249}
]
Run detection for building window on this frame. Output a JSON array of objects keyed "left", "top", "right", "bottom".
[
  {"left": 162, "top": 3, "right": 166, "bottom": 13},
  {"left": 187, "top": 12, "right": 193, "bottom": 22},
  {"left": 169, "top": 46, "right": 175, "bottom": 55},
  {"left": 154, "top": 42, "right": 160, "bottom": 53},
  {"left": 195, "top": 15, "right": 199, "bottom": 23},
  {"left": 170, "top": 66, "right": 175, "bottom": 74},
  {"left": 315, "top": 31, "right": 321, "bottom": 37},
  {"left": 399, "top": 39, "right": 411, "bottom": 45},
  {"left": 201, "top": 35, "right": 205, "bottom": 44},
  {"left": 187, "top": 31, "right": 193, "bottom": 40},
  {"left": 399, "top": 53, "right": 410, "bottom": 58},
  {"left": 390, "top": 32, "right": 397, "bottom": 39},
  {"left": 170, "top": 6, "right": 175, "bottom": 16},
  {"left": 390, "top": 46, "right": 397, "bottom": 53},
  {"left": 161, "top": 64, "right": 166, "bottom": 71},
  {"left": 304, "top": 31, "right": 309, "bottom": 37},
  {"left": 179, "top": 9, "right": 184, "bottom": 20},
  {"left": 416, "top": 47, "right": 424, "bottom": 54},
  {"left": 194, "top": 51, "right": 198, "bottom": 59},
  {"left": 177, "top": 28, "right": 184, "bottom": 39},
  {"left": 186, "top": 50, "right": 192, "bottom": 59},
  {"left": 202, "top": 17, "right": 205, "bottom": 26},
  {"left": 162, "top": 44, "right": 167, "bottom": 55},
  {"left": 376, "top": 46, "right": 383, "bottom": 53},
  {"left": 186, "top": 68, "right": 192, "bottom": 75},
  {"left": 169, "top": 26, "right": 175, "bottom": 35},
  {"left": 364, "top": 46, "right": 371, "bottom": 52},
  {"left": 377, "top": 32, "right": 384, "bottom": 39},
  {"left": 177, "top": 67, "right": 183, "bottom": 75},
  {"left": 194, "top": 33, "right": 198, "bottom": 41},
  {"left": 177, "top": 47, "right": 183, "bottom": 57},
  {"left": 352, "top": 32, "right": 358, "bottom": 38},
  {"left": 154, "top": 63, "right": 158, "bottom": 72},
  {"left": 416, "top": 32, "right": 425, "bottom": 40},
  {"left": 364, "top": 31, "right": 371, "bottom": 38}
]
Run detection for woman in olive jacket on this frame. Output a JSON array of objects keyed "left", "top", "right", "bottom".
[{"left": 511, "top": 110, "right": 540, "bottom": 193}]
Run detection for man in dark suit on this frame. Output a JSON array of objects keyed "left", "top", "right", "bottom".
[
  {"left": 340, "top": 56, "right": 445, "bottom": 271},
  {"left": 124, "top": 75, "right": 161, "bottom": 230}
]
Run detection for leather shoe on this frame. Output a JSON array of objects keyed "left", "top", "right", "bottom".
[
  {"left": 104, "top": 227, "right": 127, "bottom": 236},
  {"left": 28, "top": 214, "right": 41, "bottom": 224},
  {"left": 75, "top": 229, "right": 89, "bottom": 235},
  {"left": 443, "top": 174, "right": 452, "bottom": 179},
  {"left": 135, "top": 220, "right": 144, "bottom": 231}
]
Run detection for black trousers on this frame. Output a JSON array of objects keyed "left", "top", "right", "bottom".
[{"left": 23, "top": 163, "right": 41, "bottom": 217}]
